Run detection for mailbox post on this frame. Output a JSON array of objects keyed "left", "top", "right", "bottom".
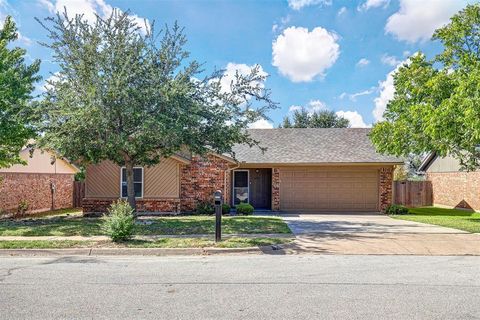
[{"left": 214, "top": 190, "right": 223, "bottom": 242}]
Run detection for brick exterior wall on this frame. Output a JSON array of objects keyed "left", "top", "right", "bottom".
[
  {"left": 83, "top": 154, "right": 232, "bottom": 214},
  {"left": 180, "top": 155, "right": 232, "bottom": 212},
  {"left": 0, "top": 172, "right": 74, "bottom": 214},
  {"left": 82, "top": 198, "right": 180, "bottom": 214},
  {"left": 272, "top": 168, "right": 280, "bottom": 211},
  {"left": 427, "top": 172, "right": 480, "bottom": 211},
  {"left": 379, "top": 167, "right": 394, "bottom": 212}
]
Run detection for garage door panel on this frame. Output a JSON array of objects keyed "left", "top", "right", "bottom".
[{"left": 280, "top": 168, "right": 379, "bottom": 212}]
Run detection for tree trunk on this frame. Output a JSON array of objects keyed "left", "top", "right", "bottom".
[{"left": 124, "top": 160, "right": 137, "bottom": 213}]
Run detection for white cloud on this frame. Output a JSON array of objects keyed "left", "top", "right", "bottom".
[
  {"left": 358, "top": 0, "right": 389, "bottom": 11},
  {"left": 288, "top": 0, "right": 332, "bottom": 10},
  {"left": 337, "top": 6, "right": 347, "bottom": 16},
  {"left": 289, "top": 105, "right": 303, "bottom": 112},
  {"left": 339, "top": 87, "right": 375, "bottom": 101},
  {"left": 272, "top": 15, "right": 290, "bottom": 33},
  {"left": 289, "top": 100, "right": 327, "bottom": 114},
  {"left": 308, "top": 100, "right": 327, "bottom": 112},
  {"left": 385, "top": 0, "right": 467, "bottom": 43},
  {"left": 39, "top": 0, "right": 149, "bottom": 34},
  {"left": 350, "top": 88, "right": 375, "bottom": 101},
  {"left": 272, "top": 26, "right": 340, "bottom": 82},
  {"left": 373, "top": 55, "right": 417, "bottom": 121},
  {"left": 248, "top": 119, "right": 274, "bottom": 129},
  {"left": 336, "top": 110, "right": 370, "bottom": 128},
  {"left": 373, "top": 59, "right": 410, "bottom": 122},
  {"left": 356, "top": 58, "right": 370, "bottom": 67},
  {"left": 373, "top": 68, "right": 395, "bottom": 121},
  {"left": 219, "top": 62, "right": 267, "bottom": 96},
  {"left": 381, "top": 54, "right": 401, "bottom": 67}
]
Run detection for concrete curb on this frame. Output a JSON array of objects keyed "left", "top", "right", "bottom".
[{"left": 0, "top": 246, "right": 278, "bottom": 257}]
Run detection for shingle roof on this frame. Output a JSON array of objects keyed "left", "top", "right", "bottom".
[{"left": 231, "top": 128, "right": 403, "bottom": 164}]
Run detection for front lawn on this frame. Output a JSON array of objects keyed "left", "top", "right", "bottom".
[
  {"left": 391, "top": 207, "right": 480, "bottom": 233},
  {"left": 0, "top": 237, "right": 292, "bottom": 249},
  {"left": 0, "top": 215, "right": 291, "bottom": 237}
]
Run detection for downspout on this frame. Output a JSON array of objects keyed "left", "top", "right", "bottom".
[{"left": 224, "top": 162, "right": 240, "bottom": 206}]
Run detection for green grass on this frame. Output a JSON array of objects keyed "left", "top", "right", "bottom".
[
  {"left": 0, "top": 237, "right": 293, "bottom": 249},
  {"left": 0, "top": 216, "right": 104, "bottom": 236},
  {"left": 0, "top": 240, "right": 94, "bottom": 249},
  {"left": 391, "top": 206, "right": 480, "bottom": 233},
  {"left": 0, "top": 215, "right": 291, "bottom": 237},
  {"left": 136, "top": 216, "right": 291, "bottom": 235}
]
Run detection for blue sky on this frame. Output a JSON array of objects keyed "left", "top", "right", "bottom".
[{"left": 1, "top": 0, "right": 473, "bottom": 128}]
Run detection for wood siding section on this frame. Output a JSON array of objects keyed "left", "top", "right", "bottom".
[
  {"left": 85, "top": 159, "right": 180, "bottom": 199},
  {"left": 85, "top": 161, "right": 120, "bottom": 198},
  {"left": 0, "top": 148, "right": 78, "bottom": 174},
  {"left": 144, "top": 158, "right": 179, "bottom": 198},
  {"left": 426, "top": 155, "right": 463, "bottom": 173},
  {"left": 279, "top": 166, "right": 379, "bottom": 212}
]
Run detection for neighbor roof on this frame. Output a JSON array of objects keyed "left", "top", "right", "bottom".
[{"left": 231, "top": 128, "right": 403, "bottom": 164}]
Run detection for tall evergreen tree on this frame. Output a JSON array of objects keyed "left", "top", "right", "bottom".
[{"left": 0, "top": 16, "right": 40, "bottom": 168}]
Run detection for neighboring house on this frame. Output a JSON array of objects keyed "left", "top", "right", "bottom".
[
  {"left": 419, "top": 153, "right": 480, "bottom": 211},
  {"left": 0, "top": 148, "right": 79, "bottom": 214},
  {"left": 83, "top": 128, "right": 403, "bottom": 214}
]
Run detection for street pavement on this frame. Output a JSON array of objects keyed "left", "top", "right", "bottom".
[{"left": 1, "top": 254, "right": 479, "bottom": 319}]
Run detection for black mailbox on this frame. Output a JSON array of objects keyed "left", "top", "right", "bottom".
[{"left": 214, "top": 190, "right": 223, "bottom": 206}]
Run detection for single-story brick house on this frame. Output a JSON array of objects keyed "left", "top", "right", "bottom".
[
  {"left": 83, "top": 128, "right": 403, "bottom": 214},
  {"left": 419, "top": 153, "right": 480, "bottom": 211},
  {"left": 0, "top": 147, "right": 79, "bottom": 214}
]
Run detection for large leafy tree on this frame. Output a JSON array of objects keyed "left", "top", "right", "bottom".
[
  {"left": 370, "top": 4, "right": 480, "bottom": 171},
  {"left": 281, "top": 108, "right": 350, "bottom": 128},
  {"left": 0, "top": 16, "right": 40, "bottom": 168},
  {"left": 36, "top": 11, "right": 276, "bottom": 210}
]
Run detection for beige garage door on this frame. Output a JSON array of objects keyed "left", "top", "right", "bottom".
[{"left": 280, "top": 167, "right": 379, "bottom": 212}]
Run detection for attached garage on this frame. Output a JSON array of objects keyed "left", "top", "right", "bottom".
[
  {"left": 231, "top": 128, "right": 403, "bottom": 213},
  {"left": 279, "top": 167, "right": 379, "bottom": 212}
]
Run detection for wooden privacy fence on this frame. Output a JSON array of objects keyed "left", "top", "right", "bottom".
[
  {"left": 393, "top": 180, "right": 432, "bottom": 207},
  {"left": 73, "top": 181, "right": 85, "bottom": 208}
]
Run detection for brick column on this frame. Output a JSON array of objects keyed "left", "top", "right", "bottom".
[
  {"left": 379, "top": 167, "right": 393, "bottom": 212},
  {"left": 272, "top": 168, "right": 280, "bottom": 211}
]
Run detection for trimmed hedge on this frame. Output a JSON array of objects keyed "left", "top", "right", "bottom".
[
  {"left": 385, "top": 204, "right": 409, "bottom": 215},
  {"left": 236, "top": 203, "right": 254, "bottom": 215}
]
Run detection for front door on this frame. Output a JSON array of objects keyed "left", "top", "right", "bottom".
[{"left": 249, "top": 169, "right": 272, "bottom": 209}]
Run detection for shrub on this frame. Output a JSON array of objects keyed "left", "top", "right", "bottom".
[
  {"left": 15, "top": 200, "right": 29, "bottom": 218},
  {"left": 222, "top": 204, "right": 231, "bottom": 215},
  {"left": 196, "top": 201, "right": 214, "bottom": 215},
  {"left": 103, "top": 200, "right": 135, "bottom": 242},
  {"left": 236, "top": 203, "right": 254, "bottom": 215},
  {"left": 385, "top": 204, "right": 409, "bottom": 215}
]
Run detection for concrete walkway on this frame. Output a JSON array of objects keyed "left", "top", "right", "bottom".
[{"left": 278, "top": 213, "right": 480, "bottom": 255}]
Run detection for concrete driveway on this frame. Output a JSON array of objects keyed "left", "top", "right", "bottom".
[{"left": 279, "top": 213, "right": 480, "bottom": 255}]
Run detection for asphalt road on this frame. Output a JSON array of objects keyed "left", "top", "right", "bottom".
[{"left": 1, "top": 254, "right": 479, "bottom": 320}]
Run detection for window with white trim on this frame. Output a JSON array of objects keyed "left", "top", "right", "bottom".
[{"left": 121, "top": 167, "right": 143, "bottom": 198}]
